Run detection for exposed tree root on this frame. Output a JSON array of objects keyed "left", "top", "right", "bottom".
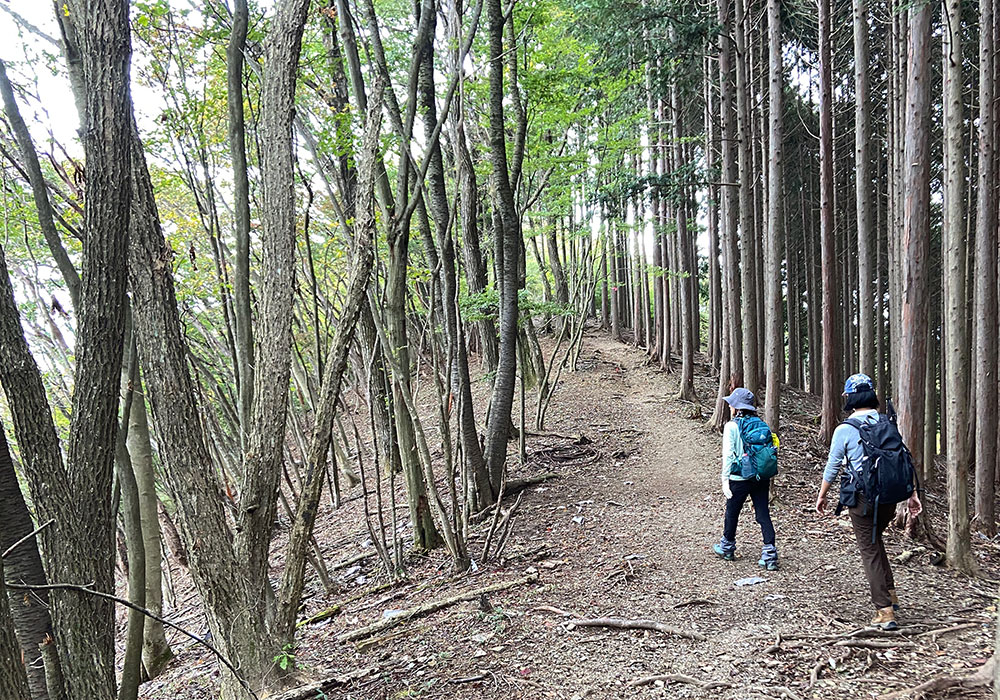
[
  {"left": 567, "top": 617, "right": 706, "bottom": 641},
  {"left": 878, "top": 655, "right": 995, "bottom": 699},
  {"left": 628, "top": 673, "right": 729, "bottom": 690},
  {"left": 337, "top": 573, "right": 538, "bottom": 643}
]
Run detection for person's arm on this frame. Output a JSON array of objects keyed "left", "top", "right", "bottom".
[
  {"left": 721, "top": 423, "right": 734, "bottom": 499},
  {"left": 816, "top": 425, "right": 846, "bottom": 514}
]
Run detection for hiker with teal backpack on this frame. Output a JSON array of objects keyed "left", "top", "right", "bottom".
[
  {"left": 713, "top": 388, "right": 780, "bottom": 570},
  {"left": 815, "top": 373, "right": 923, "bottom": 630}
]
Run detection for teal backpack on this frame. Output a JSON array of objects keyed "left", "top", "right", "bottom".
[{"left": 733, "top": 416, "right": 778, "bottom": 480}]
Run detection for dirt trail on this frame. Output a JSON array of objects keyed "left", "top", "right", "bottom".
[{"left": 142, "top": 332, "right": 996, "bottom": 700}]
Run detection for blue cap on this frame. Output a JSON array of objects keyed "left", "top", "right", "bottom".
[
  {"left": 724, "top": 388, "right": 756, "bottom": 412},
  {"left": 844, "top": 373, "right": 874, "bottom": 395}
]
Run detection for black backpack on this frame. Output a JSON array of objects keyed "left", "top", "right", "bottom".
[{"left": 835, "top": 401, "right": 917, "bottom": 537}]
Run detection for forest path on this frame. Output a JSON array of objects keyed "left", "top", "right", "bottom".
[
  {"left": 490, "top": 332, "right": 994, "bottom": 699},
  {"left": 142, "top": 331, "right": 996, "bottom": 700}
]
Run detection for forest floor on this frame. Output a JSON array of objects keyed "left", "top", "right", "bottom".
[{"left": 138, "top": 330, "right": 998, "bottom": 700}]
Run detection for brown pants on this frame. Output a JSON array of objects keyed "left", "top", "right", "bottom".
[{"left": 848, "top": 497, "right": 896, "bottom": 609}]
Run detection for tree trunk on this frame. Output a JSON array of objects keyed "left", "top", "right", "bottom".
[
  {"left": 853, "top": 0, "right": 875, "bottom": 379},
  {"left": 818, "top": 0, "right": 841, "bottom": 442},
  {"left": 763, "top": 0, "right": 783, "bottom": 430},
  {"left": 940, "top": 0, "right": 972, "bottom": 569},
  {"left": 898, "top": 0, "right": 933, "bottom": 498},
  {"left": 0, "top": 421, "right": 54, "bottom": 700},
  {"left": 227, "top": 0, "right": 254, "bottom": 449},
  {"left": 734, "top": 0, "right": 758, "bottom": 395},
  {"left": 275, "top": 93, "right": 382, "bottom": 639},
  {"left": 482, "top": 0, "right": 523, "bottom": 492},
  {"left": 0, "top": 61, "right": 81, "bottom": 312},
  {"left": 235, "top": 0, "right": 312, "bottom": 602},
  {"left": 975, "top": 0, "right": 998, "bottom": 536},
  {"left": 673, "top": 69, "right": 697, "bottom": 401},
  {"left": 123, "top": 376, "right": 173, "bottom": 677},
  {"left": 0, "top": 561, "right": 30, "bottom": 700}
]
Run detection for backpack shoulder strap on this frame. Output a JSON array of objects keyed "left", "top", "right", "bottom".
[{"left": 840, "top": 418, "right": 864, "bottom": 430}]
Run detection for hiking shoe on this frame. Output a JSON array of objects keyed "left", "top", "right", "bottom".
[
  {"left": 870, "top": 607, "right": 898, "bottom": 631},
  {"left": 713, "top": 544, "right": 735, "bottom": 561},
  {"left": 889, "top": 589, "right": 899, "bottom": 611},
  {"left": 758, "top": 559, "right": 779, "bottom": 571}
]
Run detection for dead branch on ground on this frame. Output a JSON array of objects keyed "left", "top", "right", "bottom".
[
  {"left": 628, "top": 673, "right": 730, "bottom": 690},
  {"left": 337, "top": 573, "right": 538, "bottom": 643},
  {"left": 567, "top": 617, "right": 706, "bottom": 641}
]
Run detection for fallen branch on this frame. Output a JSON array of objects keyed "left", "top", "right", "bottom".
[
  {"left": 337, "top": 573, "right": 538, "bottom": 643},
  {"left": 834, "top": 639, "right": 916, "bottom": 650},
  {"left": 267, "top": 668, "right": 374, "bottom": 700},
  {"left": 878, "top": 655, "right": 995, "bottom": 699},
  {"left": 297, "top": 605, "right": 341, "bottom": 628},
  {"left": 568, "top": 617, "right": 706, "bottom": 642},
  {"left": 915, "top": 622, "right": 979, "bottom": 641},
  {"left": 774, "top": 686, "right": 804, "bottom": 700},
  {"left": 628, "top": 673, "right": 729, "bottom": 690},
  {"left": 671, "top": 598, "right": 716, "bottom": 609},
  {"left": 764, "top": 632, "right": 783, "bottom": 654},
  {"left": 332, "top": 551, "right": 373, "bottom": 570}
]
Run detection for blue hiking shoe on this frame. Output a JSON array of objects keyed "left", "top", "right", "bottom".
[
  {"left": 713, "top": 543, "right": 735, "bottom": 561},
  {"left": 758, "top": 558, "right": 779, "bottom": 571}
]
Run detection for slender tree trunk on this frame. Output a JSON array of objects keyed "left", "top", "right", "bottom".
[
  {"left": 763, "top": 0, "right": 783, "bottom": 430},
  {"left": 853, "top": 0, "right": 875, "bottom": 379},
  {"left": 235, "top": 0, "right": 311, "bottom": 601},
  {"left": 735, "top": 0, "right": 758, "bottom": 395},
  {"left": 942, "top": 0, "right": 973, "bottom": 569},
  {"left": 0, "top": 422, "right": 54, "bottom": 700},
  {"left": 482, "top": 0, "right": 524, "bottom": 490},
  {"left": 673, "top": 68, "right": 696, "bottom": 401},
  {"left": 975, "top": 0, "right": 998, "bottom": 536},
  {"left": 0, "top": 62, "right": 81, "bottom": 312},
  {"left": 227, "top": 0, "right": 254, "bottom": 449},
  {"left": 819, "top": 0, "right": 841, "bottom": 442}
]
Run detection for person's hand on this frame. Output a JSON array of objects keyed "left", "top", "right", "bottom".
[
  {"left": 815, "top": 493, "right": 828, "bottom": 516},
  {"left": 907, "top": 492, "right": 923, "bottom": 518},
  {"left": 722, "top": 478, "right": 733, "bottom": 500}
]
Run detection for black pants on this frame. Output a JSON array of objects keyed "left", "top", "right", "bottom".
[{"left": 724, "top": 478, "right": 775, "bottom": 545}]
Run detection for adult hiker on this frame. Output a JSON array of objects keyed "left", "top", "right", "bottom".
[
  {"left": 815, "top": 373, "right": 923, "bottom": 631},
  {"left": 713, "top": 388, "right": 780, "bottom": 570}
]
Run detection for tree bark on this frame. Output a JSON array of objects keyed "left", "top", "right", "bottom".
[
  {"left": 482, "top": 0, "right": 524, "bottom": 490},
  {"left": 763, "top": 0, "right": 783, "bottom": 430},
  {"left": 0, "top": 560, "right": 31, "bottom": 700},
  {"left": 227, "top": 0, "right": 254, "bottom": 449},
  {"left": 275, "top": 86, "right": 382, "bottom": 640},
  {"left": 940, "top": 0, "right": 972, "bottom": 569},
  {"left": 734, "top": 0, "right": 757, "bottom": 395},
  {"left": 818, "top": 0, "right": 841, "bottom": 442},
  {"left": 236, "top": 0, "right": 312, "bottom": 599},
  {"left": 0, "top": 421, "right": 54, "bottom": 700},
  {"left": 898, "top": 0, "right": 933, "bottom": 492},
  {"left": 853, "top": 0, "right": 875, "bottom": 379},
  {"left": 974, "top": 0, "right": 998, "bottom": 536},
  {"left": 673, "top": 68, "right": 697, "bottom": 401}
]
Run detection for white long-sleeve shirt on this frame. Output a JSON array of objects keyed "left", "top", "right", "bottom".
[{"left": 721, "top": 420, "right": 747, "bottom": 482}]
